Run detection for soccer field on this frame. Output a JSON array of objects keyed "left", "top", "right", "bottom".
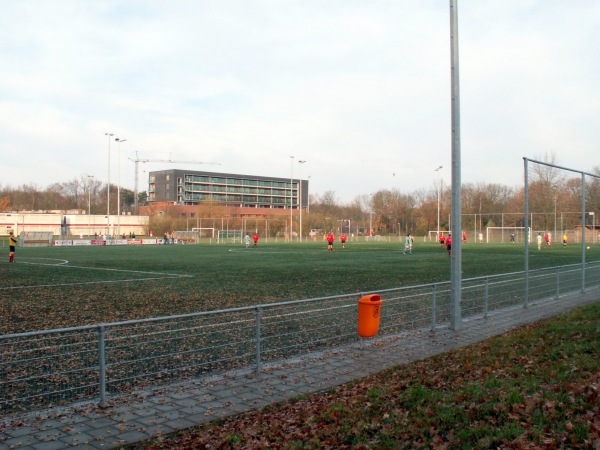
[{"left": 1, "top": 240, "right": 597, "bottom": 334}]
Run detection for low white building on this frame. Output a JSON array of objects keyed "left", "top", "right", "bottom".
[{"left": 0, "top": 213, "right": 148, "bottom": 237}]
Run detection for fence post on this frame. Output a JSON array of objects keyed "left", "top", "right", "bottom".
[
  {"left": 431, "top": 284, "right": 437, "bottom": 331},
  {"left": 555, "top": 267, "right": 560, "bottom": 298},
  {"left": 255, "top": 307, "right": 262, "bottom": 374},
  {"left": 484, "top": 277, "right": 489, "bottom": 319},
  {"left": 97, "top": 325, "right": 107, "bottom": 407}
]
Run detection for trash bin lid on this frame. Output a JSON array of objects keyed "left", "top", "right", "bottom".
[{"left": 358, "top": 294, "right": 381, "bottom": 304}]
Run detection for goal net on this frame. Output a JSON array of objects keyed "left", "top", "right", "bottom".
[
  {"left": 192, "top": 227, "right": 216, "bottom": 239},
  {"left": 427, "top": 231, "right": 449, "bottom": 242},
  {"left": 20, "top": 231, "right": 54, "bottom": 247},
  {"left": 486, "top": 227, "right": 530, "bottom": 244},
  {"left": 217, "top": 230, "right": 243, "bottom": 244},
  {"left": 173, "top": 230, "right": 200, "bottom": 244}
]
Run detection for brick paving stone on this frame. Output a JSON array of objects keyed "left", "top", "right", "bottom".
[
  {"left": 114, "top": 430, "right": 153, "bottom": 444},
  {"left": 179, "top": 405, "right": 207, "bottom": 416},
  {"left": 2, "top": 434, "right": 39, "bottom": 448},
  {"left": 134, "top": 415, "right": 168, "bottom": 427},
  {"left": 56, "top": 432, "right": 95, "bottom": 447},
  {"left": 155, "top": 410, "right": 185, "bottom": 421},
  {"left": 4, "top": 426, "right": 36, "bottom": 438},
  {"left": 86, "top": 427, "right": 121, "bottom": 439},
  {"left": 56, "top": 444, "right": 98, "bottom": 450},
  {"left": 108, "top": 412, "right": 141, "bottom": 423},
  {"left": 31, "top": 440, "right": 72, "bottom": 450},
  {"left": 86, "top": 418, "right": 118, "bottom": 429},
  {"left": 163, "top": 418, "right": 197, "bottom": 431},
  {"left": 130, "top": 406, "right": 162, "bottom": 418},
  {"left": 146, "top": 403, "right": 178, "bottom": 413}
]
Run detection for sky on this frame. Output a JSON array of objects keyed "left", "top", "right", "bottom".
[{"left": 1, "top": 0, "right": 599, "bottom": 203}]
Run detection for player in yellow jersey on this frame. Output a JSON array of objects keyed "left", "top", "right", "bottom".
[{"left": 8, "top": 230, "right": 17, "bottom": 263}]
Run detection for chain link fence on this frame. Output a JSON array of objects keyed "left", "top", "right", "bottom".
[{"left": 1, "top": 261, "right": 599, "bottom": 414}]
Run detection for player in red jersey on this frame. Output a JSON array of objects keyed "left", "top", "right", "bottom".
[{"left": 327, "top": 232, "right": 334, "bottom": 252}]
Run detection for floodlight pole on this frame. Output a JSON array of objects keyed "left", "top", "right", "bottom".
[
  {"left": 298, "top": 160, "right": 306, "bottom": 242},
  {"left": 289, "top": 156, "right": 294, "bottom": 242},
  {"left": 115, "top": 137, "right": 127, "bottom": 236},
  {"left": 449, "top": 0, "right": 462, "bottom": 331},
  {"left": 435, "top": 166, "right": 443, "bottom": 239},
  {"left": 87, "top": 175, "right": 94, "bottom": 215},
  {"left": 581, "top": 175, "right": 586, "bottom": 292},
  {"left": 307, "top": 176, "right": 311, "bottom": 213},
  {"left": 105, "top": 132, "right": 114, "bottom": 235}
]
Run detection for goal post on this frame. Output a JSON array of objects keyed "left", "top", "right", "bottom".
[
  {"left": 173, "top": 230, "right": 200, "bottom": 244},
  {"left": 217, "top": 230, "right": 243, "bottom": 244},
  {"left": 191, "top": 227, "right": 216, "bottom": 239},
  {"left": 20, "top": 231, "right": 54, "bottom": 247},
  {"left": 427, "top": 231, "right": 449, "bottom": 242},
  {"left": 486, "top": 227, "right": 530, "bottom": 244}
]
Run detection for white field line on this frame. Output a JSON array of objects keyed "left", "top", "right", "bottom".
[
  {"left": 227, "top": 248, "right": 403, "bottom": 254},
  {"left": 18, "top": 258, "right": 69, "bottom": 266},
  {"left": 2, "top": 276, "right": 188, "bottom": 290},
  {"left": 2, "top": 258, "right": 192, "bottom": 290}
]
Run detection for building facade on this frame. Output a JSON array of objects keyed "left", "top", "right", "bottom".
[
  {"left": 0, "top": 213, "right": 148, "bottom": 237},
  {"left": 148, "top": 170, "right": 309, "bottom": 210}
]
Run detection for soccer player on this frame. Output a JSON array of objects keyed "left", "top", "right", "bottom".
[
  {"left": 340, "top": 234, "right": 347, "bottom": 248},
  {"left": 439, "top": 234, "right": 445, "bottom": 248},
  {"left": 563, "top": 233, "right": 567, "bottom": 247},
  {"left": 244, "top": 233, "right": 251, "bottom": 248},
  {"left": 537, "top": 233, "right": 543, "bottom": 251},
  {"left": 327, "top": 232, "right": 334, "bottom": 252},
  {"left": 404, "top": 233, "right": 412, "bottom": 254},
  {"left": 462, "top": 231, "right": 467, "bottom": 244},
  {"left": 8, "top": 230, "right": 17, "bottom": 263},
  {"left": 446, "top": 233, "right": 452, "bottom": 256},
  {"left": 252, "top": 233, "right": 259, "bottom": 247}
]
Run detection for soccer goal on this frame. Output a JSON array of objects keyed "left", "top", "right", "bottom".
[
  {"left": 427, "top": 231, "right": 448, "bottom": 242},
  {"left": 21, "top": 231, "right": 54, "bottom": 247},
  {"left": 486, "top": 227, "right": 529, "bottom": 244},
  {"left": 217, "top": 230, "right": 243, "bottom": 244},
  {"left": 192, "top": 227, "right": 216, "bottom": 239},
  {"left": 173, "top": 230, "right": 200, "bottom": 244}
]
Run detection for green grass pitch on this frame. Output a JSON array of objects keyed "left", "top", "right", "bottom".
[{"left": 1, "top": 240, "right": 596, "bottom": 334}]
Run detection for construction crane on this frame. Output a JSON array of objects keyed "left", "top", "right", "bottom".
[{"left": 129, "top": 152, "right": 221, "bottom": 209}]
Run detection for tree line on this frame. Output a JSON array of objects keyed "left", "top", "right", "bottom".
[
  {"left": 1, "top": 162, "right": 599, "bottom": 237},
  {"left": 0, "top": 175, "right": 146, "bottom": 216}
]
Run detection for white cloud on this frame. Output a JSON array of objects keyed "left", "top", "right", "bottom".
[{"left": 1, "top": 0, "right": 599, "bottom": 201}]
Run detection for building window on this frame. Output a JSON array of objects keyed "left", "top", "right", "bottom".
[
  {"left": 191, "top": 212, "right": 196, "bottom": 218},
  {"left": 181, "top": 213, "right": 186, "bottom": 218}
]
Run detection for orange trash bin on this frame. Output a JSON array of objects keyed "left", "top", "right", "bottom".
[{"left": 358, "top": 294, "right": 382, "bottom": 338}]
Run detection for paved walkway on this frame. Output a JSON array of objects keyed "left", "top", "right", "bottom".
[{"left": 1, "top": 289, "right": 598, "bottom": 449}]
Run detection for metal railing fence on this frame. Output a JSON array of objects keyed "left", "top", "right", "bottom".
[{"left": 1, "top": 261, "right": 599, "bottom": 414}]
